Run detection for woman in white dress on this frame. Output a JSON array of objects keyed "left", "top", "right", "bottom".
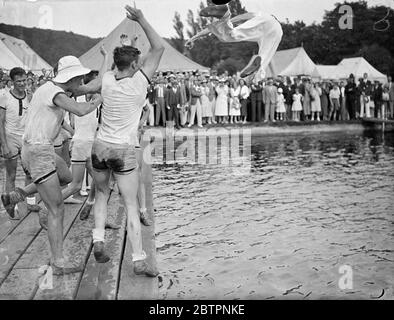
[
  {"left": 200, "top": 80, "right": 212, "bottom": 124},
  {"left": 292, "top": 87, "right": 303, "bottom": 122},
  {"left": 215, "top": 79, "right": 229, "bottom": 123},
  {"left": 310, "top": 83, "right": 322, "bottom": 121},
  {"left": 229, "top": 82, "right": 240, "bottom": 123}
]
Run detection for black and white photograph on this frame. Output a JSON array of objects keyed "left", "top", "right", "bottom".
[{"left": 0, "top": 0, "right": 393, "bottom": 304}]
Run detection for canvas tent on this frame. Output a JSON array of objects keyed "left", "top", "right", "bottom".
[
  {"left": 265, "top": 47, "right": 316, "bottom": 78},
  {"left": 312, "top": 65, "right": 341, "bottom": 80},
  {"left": 80, "top": 18, "right": 209, "bottom": 73},
  {"left": 0, "top": 38, "right": 25, "bottom": 70},
  {"left": 336, "top": 57, "right": 387, "bottom": 83},
  {"left": 0, "top": 32, "right": 52, "bottom": 72}
]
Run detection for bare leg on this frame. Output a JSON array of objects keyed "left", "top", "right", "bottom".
[
  {"left": 4, "top": 158, "right": 17, "bottom": 193},
  {"left": 92, "top": 168, "right": 111, "bottom": 241},
  {"left": 115, "top": 170, "right": 142, "bottom": 257},
  {"left": 36, "top": 174, "right": 64, "bottom": 264}
]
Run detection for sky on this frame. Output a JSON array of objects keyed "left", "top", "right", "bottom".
[{"left": 0, "top": 0, "right": 393, "bottom": 39}]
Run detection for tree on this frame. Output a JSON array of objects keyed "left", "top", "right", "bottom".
[{"left": 171, "top": 11, "right": 185, "bottom": 54}]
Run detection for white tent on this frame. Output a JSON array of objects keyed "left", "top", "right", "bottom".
[
  {"left": 0, "top": 39, "right": 25, "bottom": 70},
  {"left": 265, "top": 47, "right": 316, "bottom": 78},
  {"left": 312, "top": 65, "right": 341, "bottom": 80},
  {"left": 0, "top": 32, "right": 52, "bottom": 73},
  {"left": 80, "top": 18, "right": 209, "bottom": 73},
  {"left": 336, "top": 57, "right": 387, "bottom": 83}
]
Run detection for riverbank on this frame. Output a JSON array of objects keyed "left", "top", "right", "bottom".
[{"left": 143, "top": 120, "right": 370, "bottom": 138}]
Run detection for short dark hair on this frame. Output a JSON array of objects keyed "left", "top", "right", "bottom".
[
  {"left": 84, "top": 70, "right": 99, "bottom": 84},
  {"left": 9, "top": 67, "right": 26, "bottom": 81},
  {"left": 113, "top": 46, "right": 141, "bottom": 71}
]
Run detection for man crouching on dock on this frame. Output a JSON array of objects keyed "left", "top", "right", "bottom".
[{"left": 89, "top": 5, "right": 164, "bottom": 277}]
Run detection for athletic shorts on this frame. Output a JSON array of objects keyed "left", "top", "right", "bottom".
[
  {"left": 21, "top": 143, "right": 56, "bottom": 184},
  {"left": 53, "top": 133, "right": 64, "bottom": 149},
  {"left": 1, "top": 133, "right": 22, "bottom": 160},
  {"left": 91, "top": 139, "right": 138, "bottom": 174},
  {"left": 71, "top": 139, "right": 94, "bottom": 164}
]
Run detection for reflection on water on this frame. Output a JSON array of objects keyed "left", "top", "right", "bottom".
[{"left": 154, "top": 130, "right": 394, "bottom": 300}]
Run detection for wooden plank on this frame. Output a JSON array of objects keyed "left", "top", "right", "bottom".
[
  {"left": 33, "top": 203, "right": 93, "bottom": 300},
  {"left": 0, "top": 211, "right": 43, "bottom": 286},
  {"left": 0, "top": 203, "right": 82, "bottom": 300},
  {"left": 75, "top": 194, "right": 126, "bottom": 300},
  {"left": 0, "top": 201, "right": 31, "bottom": 244},
  {"left": 117, "top": 162, "right": 158, "bottom": 300}
]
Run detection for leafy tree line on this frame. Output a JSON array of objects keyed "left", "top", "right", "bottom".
[
  {"left": 169, "top": 0, "right": 394, "bottom": 76},
  {"left": 0, "top": 23, "right": 102, "bottom": 67}
]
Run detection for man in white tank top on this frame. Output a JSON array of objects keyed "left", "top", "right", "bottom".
[{"left": 88, "top": 6, "right": 164, "bottom": 277}]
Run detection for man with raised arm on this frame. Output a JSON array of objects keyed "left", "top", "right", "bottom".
[
  {"left": 88, "top": 5, "right": 164, "bottom": 277},
  {"left": 1, "top": 53, "right": 105, "bottom": 275}
]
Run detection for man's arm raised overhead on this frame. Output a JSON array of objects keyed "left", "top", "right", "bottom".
[
  {"left": 125, "top": 5, "right": 164, "bottom": 80},
  {"left": 73, "top": 45, "right": 109, "bottom": 97}
]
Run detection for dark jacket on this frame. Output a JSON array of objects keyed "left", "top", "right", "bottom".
[
  {"left": 345, "top": 82, "right": 357, "bottom": 99},
  {"left": 190, "top": 85, "right": 202, "bottom": 105},
  {"left": 164, "top": 86, "right": 181, "bottom": 107},
  {"left": 250, "top": 82, "right": 263, "bottom": 101}
]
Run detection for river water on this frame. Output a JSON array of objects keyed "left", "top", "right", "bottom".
[
  {"left": 153, "top": 129, "right": 394, "bottom": 300},
  {"left": 1, "top": 128, "right": 393, "bottom": 299}
]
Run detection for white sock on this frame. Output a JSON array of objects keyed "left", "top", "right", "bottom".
[
  {"left": 132, "top": 250, "right": 147, "bottom": 262},
  {"left": 26, "top": 196, "right": 36, "bottom": 205},
  {"left": 92, "top": 228, "right": 105, "bottom": 243}
]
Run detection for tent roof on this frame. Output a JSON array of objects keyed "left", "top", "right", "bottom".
[
  {"left": 0, "top": 38, "right": 26, "bottom": 70},
  {"left": 266, "top": 47, "right": 316, "bottom": 77},
  {"left": 80, "top": 18, "right": 209, "bottom": 73},
  {"left": 312, "top": 65, "right": 341, "bottom": 80},
  {"left": 0, "top": 32, "right": 52, "bottom": 72},
  {"left": 337, "top": 57, "right": 387, "bottom": 82}
]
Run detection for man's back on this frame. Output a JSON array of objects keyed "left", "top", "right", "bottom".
[
  {"left": 23, "top": 81, "right": 65, "bottom": 144},
  {"left": 97, "top": 70, "right": 149, "bottom": 145}
]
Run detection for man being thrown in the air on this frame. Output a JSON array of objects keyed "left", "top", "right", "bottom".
[{"left": 185, "top": 0, "right": 283, "bottom": 82}]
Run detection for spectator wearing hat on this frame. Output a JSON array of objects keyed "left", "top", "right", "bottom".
[
  {"left": 329, "top": 83, "right": 341, "bottom": 120},
  {"left": 358, "top": 73, "right": 372, "bottom": 118},
  {"left": 372, "top": 81, "right": 383, "bottom": 118},
  {"left": 188, "top": 78, "right": 203, "bottom": 128},
  {"left": 385, "top": 76, "right": 394, "bottom": 119},
  {"left": 345, "top": 74, "right": 357, "bottom": 120},
  {"left": 276, "top": 87, "right": 286, "bottom": 121},
  {"left": 310, "top": 82, "right": 322, "bottom": 121},
  {"left": 201, "top": 79, "right": 212, "bottom": 124},
  {"left": 250, "top": 78, "right": 263, "bottom": 122},
  {"left": 339, "top": 81, "right": 349, "bottom": 120},
  {"left": 155, "top": 77, "right": 167, "bottom": 126},
  {"left": 215, "top": 78, "right": 229, "bottom": 124},
  {"left": 236, "top": 78, "right": 250, "bottom": 124},
  {"left": 263, "top": 78, "right": 277, "bottom": 122},
  {"left": 164, "top": 77, "right": 182, "bottom": 129},
  {"left": 303, "top": 78, "right": 312, "bottom": 121},
  {"left": 207, "top": 77, "right": 217, "bottom": 124},
  {"left": 146, "top": 82, "right": 156, "bottom": 126},
  {"left": 178, "top": 75, "right": 190, "bottom": 126}
]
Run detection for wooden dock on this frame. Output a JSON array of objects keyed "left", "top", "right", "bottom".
[
  {"left": 0, "top": 155, "right": 157, "bottom": 300},
  {"left": 362, "top": 118, "right": 394, "bottom": 131}
]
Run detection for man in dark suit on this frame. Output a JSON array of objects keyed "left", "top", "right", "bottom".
[
  {"left": 386, "top": 75, "right": 394, "bottom": 119},
  {"left": 250, "top": 79, "right": 263, "bottom": 122},
  {"left": 165, "top": 77, "right": 182, "bottom": 129},
  {"left": 345, "top": 74, "right": 357, "bottom": 120},
  {"left": 155, "top": 77, "right": 167, "bottom": 126}
]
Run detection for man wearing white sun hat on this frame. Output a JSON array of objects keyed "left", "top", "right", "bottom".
[{"left": 1, "top": 54, "right": 104, "bottom": 275}]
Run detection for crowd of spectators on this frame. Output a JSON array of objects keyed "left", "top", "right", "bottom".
[
  {"left": 142, "top": 70, "right": 394, "bottom": 128},
  {"left": 1, "top": 67, "right": 393, "bottom": 130}
]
